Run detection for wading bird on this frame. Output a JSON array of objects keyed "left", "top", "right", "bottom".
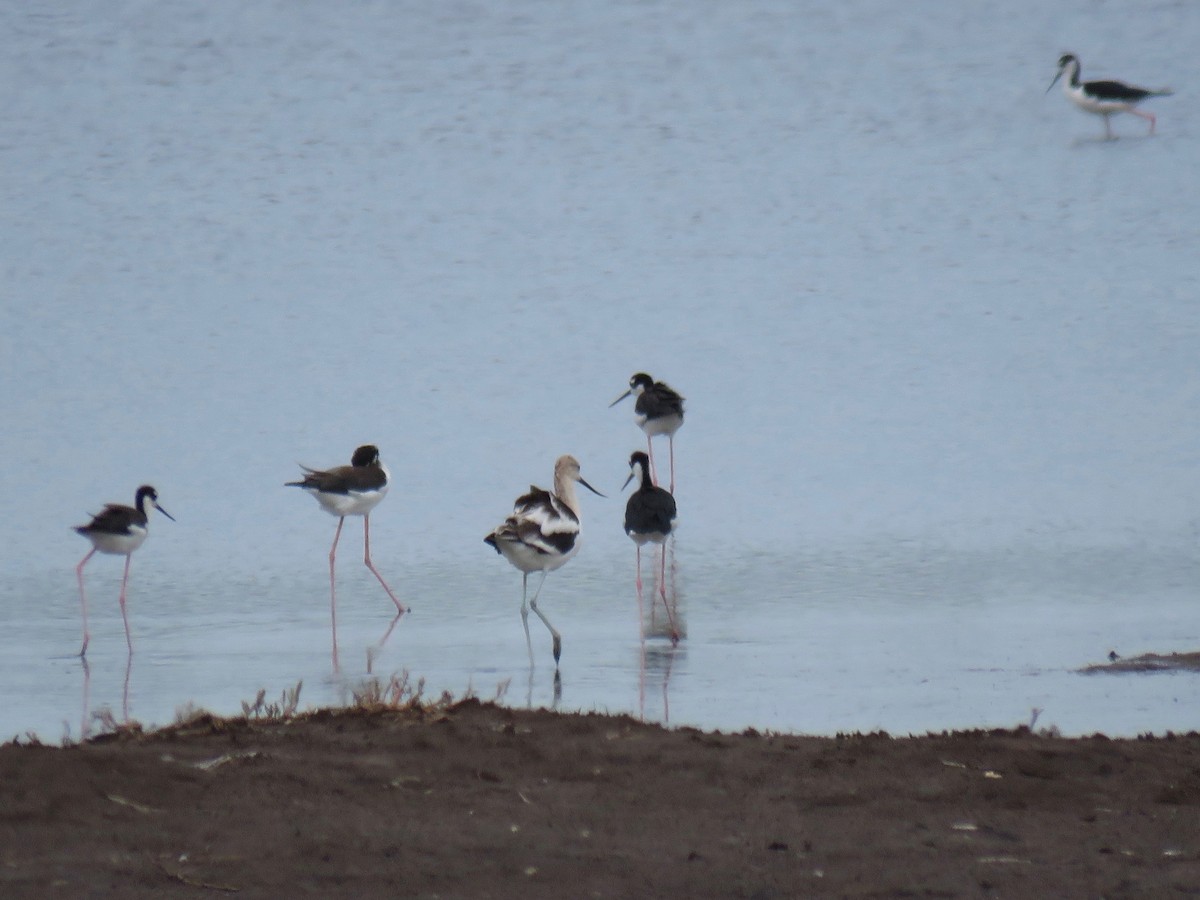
[
  {"left": 485, "top": 455, "right": 604, "bottom": 667},
  {"left": 610, "top": 373, "right": 685, "bottom": 494},
  {"left": 622, "top": 450, "right": 680, "bottom": 643},
  {"left": 75, "top": 485, "right": 174, "bottom": 656},
  {"left": 287, "top": 444, "right": 405, "bottom": 668},
  {"left": 1048, "top": 53, "right": 1172, "bottom": 139}
]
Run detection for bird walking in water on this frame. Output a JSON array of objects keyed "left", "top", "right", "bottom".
[
  {"left": 287, "top": 444, "right": 405, "bottom": 669},
  {"left": 485, "top": 455, "right": 604, "bottom": 668},
  {"left": 622, "top": 451, "right": 680, "bottom": 643},
  {"left": 610, "top": 373, "right": 685, "bottom": 494},
  {"left": 74, "top": 485, "right": 175, "bottom": 657},
  {"left": 1048, "top": 53, "right": 1172, "bottom": 139}
]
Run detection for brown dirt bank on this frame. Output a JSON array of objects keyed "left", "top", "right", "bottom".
[{"left": 3, "top": 700, "right": 1200, "bottom": 898}]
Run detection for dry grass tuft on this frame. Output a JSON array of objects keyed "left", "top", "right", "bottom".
[
  {"left": 241, "top": 681, "right": 304, "bottom": 720},
  {"left": 350, "top": 671, "right": 429, "bottom": 711}
]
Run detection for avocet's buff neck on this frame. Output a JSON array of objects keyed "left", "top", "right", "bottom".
[{"left": 552, "top": 454, "right": 604, "bottom": 517}]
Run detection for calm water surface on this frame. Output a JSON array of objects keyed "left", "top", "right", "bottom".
[
  {"left": 3, "top": 1, "right": 1200, "bottom": 740},
  {"left": 5, "top": 540, "right": 1199, "bottom": 742}
]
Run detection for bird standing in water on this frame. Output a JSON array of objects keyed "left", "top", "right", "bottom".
[
  {"left": 610, "top": 373, "right": 685, "bottom": 494},
  {"left": 1048, "top": 53, "right": 1173, "bottom": 139},
  {"left": 287, "top": 444, "right": 405, "bottom": 669},
  {"left": 485, "top": 455, "right": 604, "bottom": 668},
  {"left": 622, "top": 451, "right": 680, "bottom": 643},
  {"left": 74, "top": 484, "right": 175, "bottom": 656}
]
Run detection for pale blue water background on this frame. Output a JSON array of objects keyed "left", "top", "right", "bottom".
[{"left": 3, "top": 0, "right": 1200, "bottom": 741}]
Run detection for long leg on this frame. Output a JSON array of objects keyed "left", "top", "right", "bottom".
[
  {"left": 76, "top": 549, "right": 96, "bottom": 657},
  {"left": 329, "top": 517, "right": 345, "bottom": 670},
  {"left": 520, "top": 573, "right": 534, "bottom": 667},
  {"left": 363, "top": 515, "right": 407, "bottom": 614},
  {"left": 646, "top": 434, "right": 659, "bottom": 486},
  {"left": 660, "top": 542, "right": 680, "bottom": 643},
  {"left": 118, "top": 554, "right": 134, "bottom": 655},
  {"left": 635, "top": 545, "right": 645, "bottom": 641},
  {"left": 658, "top": 541, "right": 668, "bottom": 602},
  {"left": 668, "top": 434, "right": 676, "bottom": 495},
  {"left": 528, "top": 570, "right": 561, "bottom": 665},
  {"left": 1127, "top": 107, "right": 1156, "bottom": 134},
  {"left": 1104, "top": 114, "right": 1114, "bottom": 140}
]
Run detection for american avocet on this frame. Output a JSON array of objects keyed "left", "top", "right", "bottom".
[
  {"left": 484, "top": 454, "right": 604, "bottom": 667},
  {"left": 1048, "top": 54, "right": 1172, "bottom": 139},
  {"left": 622, "top": 451, "right": 680, "bottom": 643},
  {"left": 74, "top": 485, "right": 174, "bottom": 656},
  {"left": 287, "top": 444, "right": 405, "bottom": 668},
  {"left": 610, "top": 372, "right": 685, "bottom": 494}
]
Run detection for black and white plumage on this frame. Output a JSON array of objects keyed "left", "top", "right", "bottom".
[
  {"left": 623, "top": 451, "right": 676, "bottom": 547},
  {"left": 74, "top": 484, "right": 175, "bottom": 656},
  {"left": 610, "top": 372, "right": 685, "bottom": 494},
  {"left": 287, "top": 443, "right": 390, "bottom": 517},
  {"left": 287, "top": 444, "right": 405, "bottom": 669},
  {"left": 485, "top": 454, "right": 604, "bottom": 667},
  {"left": 622, "top": 451, "right": 680, "bottom": 643},
  {"left": 1048, "top": 54, "right": 1172, "bottom": 139}
]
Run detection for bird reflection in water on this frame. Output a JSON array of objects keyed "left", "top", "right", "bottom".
[{"left": 78, "top": 653, "right": 134, "bottom": 741}]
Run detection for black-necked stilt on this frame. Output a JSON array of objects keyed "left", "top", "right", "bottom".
[
  {"left": 74, "top": 485, "right": 174, "bottom": 657},
  {"left": 287, "top": 444, "right": 406, "bottom": 669},
  {"left": 622, "top": 450, "right": 680, "bottom": 643},
  {"left": 1048, "top": 53, "right": 1173, "bottom": 139},
  {"left": 610, "top": 372, "right": 685, "bottom": 494},
  {"left": 484, "top": 454, "right": 604, "bottom": 668}
]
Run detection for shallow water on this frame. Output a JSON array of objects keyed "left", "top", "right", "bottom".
[
  {"left": 6, "top": 538, "right": 1199, "bottom": 742},
  {"left": 3, "top": 1, "right": 1200, "bottom": 740}
]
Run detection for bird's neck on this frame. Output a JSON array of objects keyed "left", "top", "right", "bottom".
[
  {"left": 1064, "top": 61, "right": 1081, "bottom": 89},
  {"left": 554, "top": 478, "right": 581, "bottom": 517}
]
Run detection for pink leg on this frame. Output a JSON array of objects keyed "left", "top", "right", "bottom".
[
  {"left": 363, "top": 516, "right": 407, "bottom": 614},
  {"left": 1128, "top": 108, "right": 1156, "bottom": 134},
  {"left": 658, "top": 543, "right": 668, "bottom": 602},
  {"left": 635, "top": 544, "right": 643, "bottom": 593},
  {"left": 329, "top": 517, "right": 345, "bottom": 670},
  {"left": 660, "top": 543, "right": 679, "bottom": 644},
  {"left": 118, "top": 554, "right": 135, "bottom": 654},
  {"left": 635, "top": 545, "right": 646, "bottom": 642},
  {"left": 76, "top": 549, "right": 96, "bottom": 657},
  {"left": 646, "top": 435, "right": 659, "bottom": 486},
  {"left": 668, "top": 435, "right": 676, "bottom": 495}
]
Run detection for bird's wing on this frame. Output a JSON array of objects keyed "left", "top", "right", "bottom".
[
  {"left": 83, "top": 503, "right": 138, "bottom": 531},
  {"left": 288, "top": 464, "right": 384, "bottom": 494},
  {"left": 1086, "top": 79, "right": 1154, "bottom": 101},
  {"left": 636, "top": 385, "right": 685, "bottom": 418}
]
